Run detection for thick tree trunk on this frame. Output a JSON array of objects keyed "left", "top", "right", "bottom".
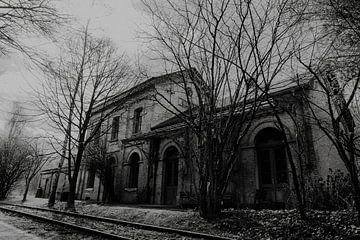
[
  {"left": 198, "top": 166, "right": 222, "bottom": 220},
  {"left": 66, "top": 178, "right": 77, "bottom": 211},
  {"left": 0, "top": 186, "right": 10, "bottom": 200},
  {"left": 199, "top": 184, "right": 222, "bottom": 219},
  {"left": 48, "top": 167, "right": 61, "bottom": 207},
  {"left": 66, "top": 146, "right": 84, "bottom": 211},
  {"left": 22, "top": 182, "right": 30, "bottom": 202},
  {"left": 196, "top": 134, "right": 225, "bottom": 220}
]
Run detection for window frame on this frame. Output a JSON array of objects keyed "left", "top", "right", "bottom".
[
  {"left": 133, "top": 107, "right": 143, "bottom": 134},
  {"left": 110, "top": 116, "right": 120, "bottom": 141}
]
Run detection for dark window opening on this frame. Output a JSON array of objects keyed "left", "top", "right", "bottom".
[
  {"left": 256, "top": 128, "right": 288, "bottom": 186},
  {"left": 133, "top": 108, "right": 142, "bottom": 134},
  {"left": 128, "top": 153, "right": 140, "bottom": 188},
  {"left": 111, "top": 116, "right": 120, "bottom": 141},
  {"left": 93, "top": 123, "right": 101, "bottom": 145},
  {"left": 164, "top": 147, "right": 179, "bottom": 187},
  {"left": 87, "top": 168, "right": 96, "bottom": 188}
]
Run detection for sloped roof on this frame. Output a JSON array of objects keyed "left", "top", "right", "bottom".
[
  {"left": 92, "top": 69, "right": 195, "bottom": 115},
  {"left": 151, "top": 76, "right": 312, "bottom": 131},
  {"left": 151, "top": 113, "right": 185, "bottom": 130}
]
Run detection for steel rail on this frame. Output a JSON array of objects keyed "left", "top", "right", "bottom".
[
  {"left": 1, "top": 202, "right": 234, "bottom": 240},
  {"left": 0, "top": 205, "right": 133, "bottom": 240}
]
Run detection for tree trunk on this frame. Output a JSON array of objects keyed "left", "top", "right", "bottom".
[
  {"left": 199, "top": 184, "right": 222, "bottom": 219},
  {"left": 66, "top": 144, "right": 84, "bottom": 211},
  {"left": 284, "top": 141, "right": 307, "bottom": 219},
  {"left": 198, "top": 171, "right": 222, "bottom": 220},
  {"left": 66, "top": 177, "right": 77, "bottom": 211},
  {"left": 48, "top": 142, "right": 67, "bottom": 207},
  {"left": 48, "top": 165, "right": 62, "bottom": 207},
  {"left": 349, "top": 169, "right": 360, "bottom": 224},
  {"left": 276, "top": 115, "right": 306, "bottom": 219},
  {"left": 22, "top": 182, "right": 30, "bottom": 202}
]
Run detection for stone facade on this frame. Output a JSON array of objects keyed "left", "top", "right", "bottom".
[{"left": 37, "top": 71, "right": 346, "bottom": 208}]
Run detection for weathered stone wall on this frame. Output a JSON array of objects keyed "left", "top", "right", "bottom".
[
  {"left": 71, "top": 73, "right": 348, "bottom": 208},
  {"left": 307, "top": 84, "right": 346, "bottom": 178}
]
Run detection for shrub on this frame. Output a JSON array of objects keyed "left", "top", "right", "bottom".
[{"left": 306, "top": 169, "right": 353, "bottom": 210}]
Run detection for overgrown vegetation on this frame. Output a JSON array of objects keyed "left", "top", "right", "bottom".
[{"left": 306, "top": 169, "right": 353, "bottom": 211}]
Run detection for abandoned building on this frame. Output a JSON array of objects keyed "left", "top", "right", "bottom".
[{"left": 37, "top": 69, "right": 345, "bottom": 208}]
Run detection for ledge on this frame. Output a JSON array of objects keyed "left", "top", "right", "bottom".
[{"left": 124, "top": 188, "right": 137, "bottom": 192}]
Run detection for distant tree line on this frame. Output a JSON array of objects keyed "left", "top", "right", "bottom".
[{"left": 0, "top": 104, "right": 51, "bottom": 201}]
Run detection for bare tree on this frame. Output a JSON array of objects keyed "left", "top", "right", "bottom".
[
  {"left": 0, "top": 0, "right": 63, "bottom": 54},
  {"left": 293, "top": 0, "right": 360, "bottom": 223},
  {"left": 22, "top": 140, "right": 52, "bottom": 202},
  {"left": 84, "top": 140, "right": 115, "bottom": 203},
  {"left": 0, "top": 104, "right": 31, "bottom": 199},
  {"left": 141, "top": 0, "right": 302, "bottom": 219},
  {"left": 37, "top": 27, "right": 129, "bottom": 211}
]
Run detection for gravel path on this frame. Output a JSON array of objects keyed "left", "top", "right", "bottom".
[
  {"left": 1, "top": 205, "right": 204, "bottom": 240},
  {"left": 0, "top": 211, "right": 105, "bottom": 240}
]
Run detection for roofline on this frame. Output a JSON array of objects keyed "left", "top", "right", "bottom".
[
  {"left": 92, "top": 68, "right": 197, "bottom": 116},
  {"left": 150, "top": 81, "right": 311, "bottom": 131}
]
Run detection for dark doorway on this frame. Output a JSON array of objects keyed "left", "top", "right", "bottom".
[
  {"left": 128, "top": 153, "right": 140, "bottom": 188},
  {"left": 163, "top": 147, "right": 179, "bottom": 205},
  {"left": 256, "top": 128, "right": 288, "bottom": 204},
  {"left": 103, "top": 157, "right": 116, "bottom": 203}
]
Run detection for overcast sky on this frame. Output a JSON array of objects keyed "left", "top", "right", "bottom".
[{"left": 0, "top": 0, "right": 148, "bottom": 131}]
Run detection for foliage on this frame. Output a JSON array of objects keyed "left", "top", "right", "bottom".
[
  {"left": 306, "top": 169, "right": 353, "bottom": 210},
  {"left": 215, "top": 209, "right": 359, "bottom": 239}
]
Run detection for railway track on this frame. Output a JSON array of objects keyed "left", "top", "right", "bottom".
[{"left": 0, "top": 203, "right": 234, "bottom": 240}]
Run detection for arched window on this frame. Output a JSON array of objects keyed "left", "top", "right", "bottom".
[{"left": 128, "top": 153, "right": 140, "bottom": 188}]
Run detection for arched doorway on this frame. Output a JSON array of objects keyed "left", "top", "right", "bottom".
[
  {"left": 255, "top": 128, "right": 288, "bottom": 204},
  {"left": 128, "top": 153, "right": 140, "bottom": 188},
  {"left": 103, "top": 156, "right": 116, "bottom": 202},
  {"left": 163, "top": 146, "right": 179, "bottom": 205}
]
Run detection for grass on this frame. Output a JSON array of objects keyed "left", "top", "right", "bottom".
[{"left": 4, "top": 195, "right": 360, "bottom": 239}]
